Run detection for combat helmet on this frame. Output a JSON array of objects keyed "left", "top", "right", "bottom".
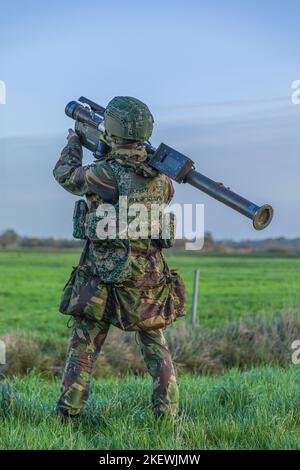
[{"left": 104, "top": 96, "right": 154, "bottom": 141}]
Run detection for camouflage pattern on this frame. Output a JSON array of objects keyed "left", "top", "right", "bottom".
[
  {"left": 57, "top": 317, "right": 178, "bottom": 417},
  {"left": 72, "top": 199, "right": 88, "bottom": 239},
  {"left": 53, "top": 136, "right": 186, "bottom": 331},
  {"left": 53, "top": 132, "right": 186, "bottom": 417},
  {"left": 60, "top": 250, "right": 185, "bottom": 330},
  {"left": 104, "top": 96, "right": 154, "bottom": 141}
]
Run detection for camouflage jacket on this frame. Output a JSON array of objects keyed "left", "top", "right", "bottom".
[{"left": 53, "top": 136, "right": 186, "bottom": 331}]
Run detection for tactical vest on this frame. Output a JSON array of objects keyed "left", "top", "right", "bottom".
[{"left": 82, "top": 156, "right": 174, "bottom": 284}]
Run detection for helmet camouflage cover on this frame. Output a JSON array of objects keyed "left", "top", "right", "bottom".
[{"left": 104, "top": 96, "right": 154, "bottom": 141}]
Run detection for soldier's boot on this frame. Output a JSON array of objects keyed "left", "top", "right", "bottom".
[
  {"left": 52, "top": 406, "right": 80, "bottom": 425},
  {"left": 138, "top": 328, "right": 179, "bottom": 418},
  {"left": 56, "top": 318, "right": 110, "bottom": 417}
]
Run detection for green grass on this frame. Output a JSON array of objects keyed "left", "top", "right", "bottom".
[
  {"left": 168, "top": 251, "right": 300, "bottom": 326},
  {"left": 0, "top": 250, "right": 300, "bottom": 342},
  {"left": 1, "top": 249, "right": 300, "bottom": 449},
  {"left": 1, "top": 366, "right": 300, "bottom": 450}
]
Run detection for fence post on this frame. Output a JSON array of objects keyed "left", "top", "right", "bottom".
[{"left": 192, "top": 269, "right": 199, "bottom": 324}]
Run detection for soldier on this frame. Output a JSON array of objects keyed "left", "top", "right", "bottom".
[{"left": 53, "top": 96, "right": 186, "bottom": 419}]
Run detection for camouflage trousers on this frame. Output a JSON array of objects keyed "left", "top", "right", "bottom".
[{"left": 57, "top": 318, "right": 179, "bottom": 417}]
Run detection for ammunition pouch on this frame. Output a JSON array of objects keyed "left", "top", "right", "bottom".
[
  {"left": 72, "top": 199, "right": 88, "bottom": 240},
  {"left": 84, "top": 208, "right": 105, "bottom": 241},
  {"left": 155, "top": 212, "right": 176, "bottom": 249}
]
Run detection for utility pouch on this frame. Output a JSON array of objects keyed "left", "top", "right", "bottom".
[
  {"left": 156, "top": 212, "right": 176, "bottom": 249},
  {"left": 73, "top": 199, "right": 88, "bottom": 239},
  {"left": 59, "top": 239, "right": 108, "bottom": 322},
  {"left": 59, "top": 239, "right": 90, "bottom": 315}
]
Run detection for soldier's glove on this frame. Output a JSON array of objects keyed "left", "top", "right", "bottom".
[{"left": 67, "top": 128, "right": 79, "bottom": 142}]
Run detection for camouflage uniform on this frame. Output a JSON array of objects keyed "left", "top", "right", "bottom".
[
  {"left": 53, "top": 134, "right": 185, "bottom": 417},
  {"left": 57, "top": 318, "right": 178, "bottom": 417}
]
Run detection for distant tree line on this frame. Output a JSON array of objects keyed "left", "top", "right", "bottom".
[
  {"left": 0, "top": 229, "right": 299, "bottom": 252},
  {"left": 0, "top": 229, "right": 83, "bottom": 249}
]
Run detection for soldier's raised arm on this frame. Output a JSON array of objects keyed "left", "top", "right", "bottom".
[{"left": 53, "top": 129, "right": 117, "bottom": 200}]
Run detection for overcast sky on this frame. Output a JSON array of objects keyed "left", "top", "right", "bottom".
[{"left": 1, "top": 0, "right": 300, "bottom": 240}]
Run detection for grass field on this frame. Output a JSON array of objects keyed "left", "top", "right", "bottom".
[
  {"left": 1, "top": 249, "right": 300, "bottom": 450},
  {"left": 1, "top": 366, "right": 300, "bottom": 450},
  {"left": 1, "top": 249, "right": 300, "bottom": 342}
]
